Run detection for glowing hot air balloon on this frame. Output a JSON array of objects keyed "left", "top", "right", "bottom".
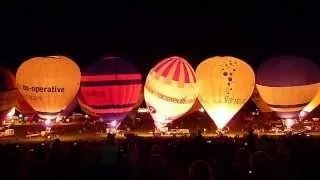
[
  {"left": 16, "top": 56, "right": 81, "bottom": 121},
  {"left": 256, "top": 56, "right": 320, "bottom": 119},
  {"left": 251, "top": 87, "right": 274, "bottom": 119},
  {"left": 0, "top": 68, "right": 18, "bottom": 122},
  {"left": 251, "top": 88, "right": 272, "bottom": 113},
  {"left": 144, "top": 56, "right": 198, "bottom": 130},
  {"left": 56, "top": 97, "right": 79, "bottom": 121},
  {"left": 78, "top": 97, "right": 98, "bottom": 117},
  {"left": 15, "top": 91, "right": 36, "bottom": 118},
  {"left": 79, "top": 56, "right": 142, "bottom": 128},
  {"left": 61, "top": 96, "right": 78, "bottom": 116},
  {"left": 132, "top": 89, "right": 144, "bottom": 109},
  {"left": 196, "top": 56, "right": 255, "bottom": 129},
  {"left": 301, "top": 88, "right": 320, "bottom": 119}
]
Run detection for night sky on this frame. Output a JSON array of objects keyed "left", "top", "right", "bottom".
[{"left": 1, "top": 0, "right": 320, "bottom": 77}]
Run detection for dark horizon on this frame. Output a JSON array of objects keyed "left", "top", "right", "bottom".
[{"left": 1, "top": 0, "right": 320, "bottom": 76}]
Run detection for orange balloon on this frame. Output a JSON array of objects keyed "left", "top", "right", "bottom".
[
  {"left": 15, "top": 91, "right": 35, "bottom": 115},
  {"left": 16, "top": 56, "right": 81, "bottom": 120}
]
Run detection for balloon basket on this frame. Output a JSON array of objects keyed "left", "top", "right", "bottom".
[
  {"left": 284, "top": 129, "right": 293, "bottom": 136},
  {"left": 106, "top": 128, "right": 118, "bottom": 135},
  {"left": 152, "top": 127, "right": 165, "bottom": 136},
  {"left": 216, "top": 129, "right": 225, "bottom": 136}
]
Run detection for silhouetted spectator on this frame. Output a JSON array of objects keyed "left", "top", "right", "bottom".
[
  {"left": 249, "top": 151, "right": 273, "bottom": 180},
  {"left": 188, "top": 160, "right": 215, "bottom": 180}
]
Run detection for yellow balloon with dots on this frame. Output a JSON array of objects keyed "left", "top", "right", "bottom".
[{"left": 196, "top": 56, "right": 255, "bottom": 129}]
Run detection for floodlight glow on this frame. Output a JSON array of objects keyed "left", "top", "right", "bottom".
[
  {"left": 110, "top": 120, "right": 117, "bottom": 127},
  {"left": 284, "top": 118, "right": 296, "bottom": 129},
  {"left": 45, "top": 119, "right": 51, "bottom": 126},
  {"left": 6, "top": 107, "right": 15, "bottom": 118}
]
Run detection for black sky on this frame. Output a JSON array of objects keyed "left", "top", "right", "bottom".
[{"left": 1, "top": 0, "right": 320, "bottom": 76}]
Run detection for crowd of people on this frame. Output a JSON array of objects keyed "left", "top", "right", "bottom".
[{"left": 0, "top": 131, "right": 319, "bottom": 180}]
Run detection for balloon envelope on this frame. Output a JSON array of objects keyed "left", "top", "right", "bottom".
[
  {"left": 196, "top": 56, "right": 255, "bottom": 129},
  {"left": 144, "top": 56, "right": 198, "bottom": 130},
  {"left": 251, "top": 87, "right": 272, "bottom": 113},
  {"left": 58, "top": 96, "right": 78, "bottom": 118},
  {"left": 78, "top": 97, "right": 98, "bottom": 117},
  {"left": 16, "top": 56, "right": 81, "bottom": 120},
  {"left": 303, "top": 89, "right": 320, "bottom": 114},
  {"left": 132, "top": 89, "right": 144, "bottom": 109},
  {"left": 15, "top": 91, "right": 36, "bottom": 117},
  {"left": 79, "top": 56, "right": 142, "bottom": 128},
  {"left": 256, "top": 56, "right": 320, "bottom": 119},
  {"left": 0, "top": 68, "right": 18, "bottom": 121}
]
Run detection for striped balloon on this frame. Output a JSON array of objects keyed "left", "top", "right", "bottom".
[
  {"left": 132, "top": 89, "right": 144, "bottom": 109},
  {"left": 144, "top": 56, "right": 198, "bottom": 130},
  {"left": 78, "top": 97, "right": 98, "bottom": 117},
  {"left": 79, "top": 56, "right": 142, "bottom": 128},
  {"left": 251, "top": 87, "right": 272, "bottom": 113},
  {"left": 256, "top": 56, "right": 320, "bottom": 119},
  {"left": 251, "top": 87, "right": 274, "bottom": 119}
]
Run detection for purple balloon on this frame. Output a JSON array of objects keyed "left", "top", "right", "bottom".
[
  {"left": 79, "top": 56, "right": 142, "bottom": 127},
  {"left": 256, "top": 56, "right": 320, "bottom": 87},
  {"left": 257, "top": 56, "right": 320, "bottom": 119}
]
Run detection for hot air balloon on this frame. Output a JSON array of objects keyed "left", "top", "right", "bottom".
[
  {"left": 251, "top": 87, "right": 274, "bottom": 119},
  {"left": 79, "top": 56, "right": 142, "bottom": 128},
  {"left": 0, "top": 68, "right": 18, "bottom": 122},
  {"left": 251, "top": 88, "right": 272, "bottom": 113},
  {"left": 78, "top": 97, "right": 99, "bottom": 118},
  {"left": 256, "top": 56, "right": 320, "bottom": 119},
  {"left": 15, "top": 91, "right": 36, "bottom": 119},
  {"left": 144, "top": 56, "right": 198, "bottom": 131},
  {"left": 196, "top": 56, "right": 255, "bottom": 129},
  {"left": 132, "top": 89, "right": 144, "bottom": 109},
  {"left": 301, "top": 88, "right": 320, "bottom": 119},
  {"left": 62, "top": 96, "right": 78, "bottom": 116},
  {"left": 16, "top": 56, "right": 81, "bottom": 121},
  {"left": 56, "top": 96, "right": 78, "bottom": 121}
]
